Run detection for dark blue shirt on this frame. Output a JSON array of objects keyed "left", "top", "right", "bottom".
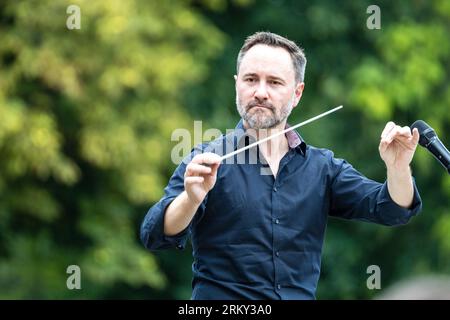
[{"left": 140, "top": 120, "right": 422, "bottom": 300}]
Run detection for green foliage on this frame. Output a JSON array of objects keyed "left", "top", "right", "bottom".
[
  {"left": 0, "top": 0, "right": 224, "bottom": 298},
  {"left": 0, "top": 0, "right": 448, "bottom": 299}
]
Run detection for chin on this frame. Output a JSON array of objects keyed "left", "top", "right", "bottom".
[{"left": 249, "top": 118, "right": 276, "bottom": 129}]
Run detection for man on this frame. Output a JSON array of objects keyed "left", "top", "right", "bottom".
[{"left": 140, "top": 32, "right": 422, "bottom": 299}]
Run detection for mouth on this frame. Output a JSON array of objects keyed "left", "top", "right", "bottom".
[{"left": 250, "top": 105, "right": 271, "bottom": 110}]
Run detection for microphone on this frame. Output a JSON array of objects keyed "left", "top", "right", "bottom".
[{"left": 411, "top": 120, "right": 450, "bottom": 174}]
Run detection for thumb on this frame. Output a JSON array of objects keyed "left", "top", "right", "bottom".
[{"left": 209, "top": 162, "right": 221, "bottom": 177}]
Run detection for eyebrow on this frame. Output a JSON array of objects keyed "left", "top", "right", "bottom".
[{"left": 242, "top": 73, "right": 286, "bottom": 84}]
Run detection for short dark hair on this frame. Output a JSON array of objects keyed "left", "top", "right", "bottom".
[{"left": 237, "top": 31, "right": 307, "bottom": 83}]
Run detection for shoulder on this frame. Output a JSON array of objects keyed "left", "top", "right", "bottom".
[
  {"left": 306, "top": 145, "right": 334, "bottom": 158},
  {"left": 306, "top": 145, "right": 340, "bottom": 162},
  {"left": 305, "top": 145, "right": 350, "bottom": 173}
]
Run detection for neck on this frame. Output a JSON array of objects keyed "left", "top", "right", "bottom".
[{"left": 243, "top": 120, "right": 289, "bottom": 159}]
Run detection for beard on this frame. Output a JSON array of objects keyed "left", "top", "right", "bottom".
[{"left": 236, "top": 93, "right": 295, "bottom": 129}]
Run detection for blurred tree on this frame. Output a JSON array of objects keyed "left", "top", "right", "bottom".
[{"left": 0, "top": 0, "right": 224, "bottom": 298}]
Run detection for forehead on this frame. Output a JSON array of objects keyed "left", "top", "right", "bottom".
[{"left": 239, "top": 44, "right": 295, "bottom": 79}]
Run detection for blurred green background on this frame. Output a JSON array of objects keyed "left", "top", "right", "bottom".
[{"left": 0, "top": 0, "right": 449, "bottom": 299}]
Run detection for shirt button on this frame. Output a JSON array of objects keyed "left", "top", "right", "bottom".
[
  {"left": 273, "top": 187, "right": 278, "bottom": 192},
  {"left": 277, "top": 284, "right": 281, "bottom": 290},
  {"left": 275, "top": 251, "right": 280, "bottom": 257},
  {"left": 275, "top": 219, "right": 280, "bottom": 224}
]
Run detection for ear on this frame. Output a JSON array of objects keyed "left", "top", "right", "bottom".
[
  {"left": 234, "top": 75, "right": 237, "bottom": 82},
  {"left": 292, "top": 82, "right": 305, "bottom": 108}
]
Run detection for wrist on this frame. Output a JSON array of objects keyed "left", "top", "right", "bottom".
[
  {"left": 182, "top": 190, "right": 203, "bottom": 208},
  {"left": 386, "top": 164, "right": 411, "bottom": 177}
]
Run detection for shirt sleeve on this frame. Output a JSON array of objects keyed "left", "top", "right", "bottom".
[
  {"left": 329, "top": 155, "right": 423, "bottom": 226},
  {"left": 140, "top": 147, "right": 208, "bottom": 251}
]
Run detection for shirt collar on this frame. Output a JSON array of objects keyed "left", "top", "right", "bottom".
[{"left": 232, "top": 119, "right": 307, "bottom": 156}]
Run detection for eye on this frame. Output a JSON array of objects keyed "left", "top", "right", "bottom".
[
  {"left": 245, "top": 77, "right": 255, "bottom": 83},
  {"left": 270, "top": 80, "right": 282, "bottom": 85}
]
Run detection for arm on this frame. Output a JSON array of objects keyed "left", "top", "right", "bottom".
[
  {"left": 386, "top": 167, "right": 414, "bottom": 208},
  {"left": 329, "top": 121, "right": 422, "bottom": 225},
  {"left": 379, "top": 122, "right": 420, "bottom": 208},
  {"left": 140, "top": 152, "right": 220, "bottom": 251},
  {"left": 329, "top": 158, "right": 422, "bottom": 226},
  {"left": 163, "top": 191, "right": 201, "bottom": 236},
  {"left": 164, "top": 153, "right": 221, "bottom": 236}
]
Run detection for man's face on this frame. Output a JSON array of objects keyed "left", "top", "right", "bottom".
[{"left": 235, "top": 44, "right": 304, "bottom": 129}]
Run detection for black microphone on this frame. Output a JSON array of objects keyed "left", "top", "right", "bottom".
[{"left": 411, "top": 120, "right": 450, "bottom": 174}]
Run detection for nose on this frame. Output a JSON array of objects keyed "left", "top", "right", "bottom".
[{"left": 254, "top": 81, "right": 269, "bottom": 101}]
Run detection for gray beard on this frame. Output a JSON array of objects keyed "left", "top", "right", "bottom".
[{"left": 236, "top": 95, "right": 295, "bottom": 129}]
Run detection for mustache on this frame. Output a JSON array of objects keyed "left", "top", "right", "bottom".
[{"left": 246, "top": 101, "right": 275, "bottom": 111}]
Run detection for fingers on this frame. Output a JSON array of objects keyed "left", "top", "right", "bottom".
[
  {"left": 209, "top": 162, "right": 220, "bottom": 177},
  {"left": 384, "top": 124, "right": 412, "bottom": 144},
  {"left": 379, "top": 122, "right": 419, "bottom": 154},
  {"left": 381, "top": 121, "right": 396, "bottom": 139},
  {"left": 185, "top": 152, "right": 221, "bottom": 178},
  {"left": 191, "top": 152, "right": 222, "bottom": 165},
  {"left": 185, "top": 163, "right": 211, "bottom": 177},
  {"left": 185, "top": 176, "right": 204, "bottom": 185},
  {"left": 385, "top": 126, "right": 399, "bottom": 143},
  {"left": 379, "top": 135, "right": 389, "bottom": 154},
  {"left": 401, "top": 126, "right": 413, "bottom": 138},
  {"left": 380, "top": 123, "right": 399, "bottom": 149},
  {"left": 412, "top": 127, "right": 420, "bottom": 145}
]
